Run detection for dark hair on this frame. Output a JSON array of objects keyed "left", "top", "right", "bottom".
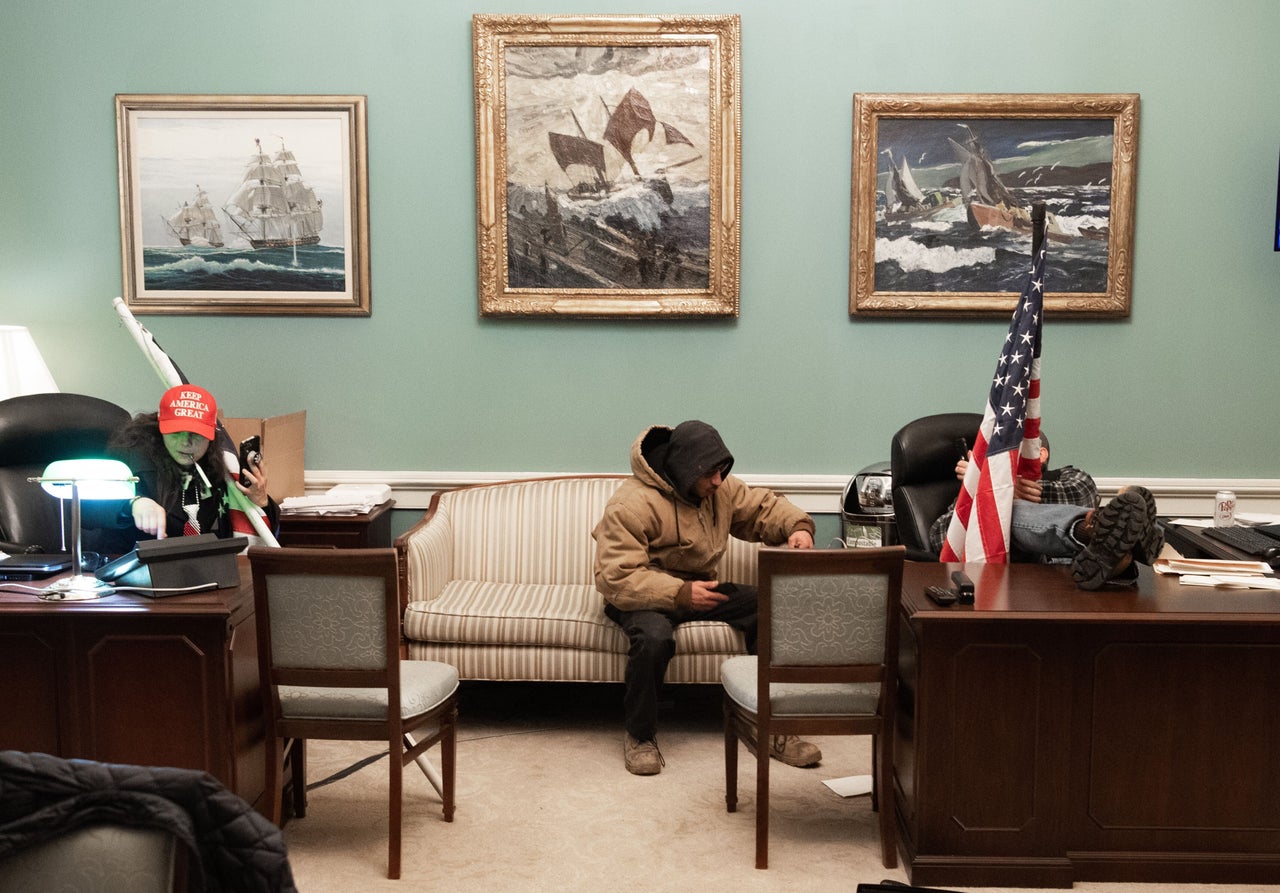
[{"left": 109, "top": 412, "right": 225, "bottom": 508}]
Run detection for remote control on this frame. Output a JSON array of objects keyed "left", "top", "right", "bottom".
[
  {"left": 951, "top": 570, "right": 975, "bottom": 604},
  {"left": 925, "top": 585, "right": 958, "bottom": 606}
]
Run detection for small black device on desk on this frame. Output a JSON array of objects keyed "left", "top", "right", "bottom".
[
  {"left": 925, "top": 585, "right": 958, "bottom": 606},
  {"left": 95, "top": 533, "right": 246, "bottom": 595},
  {"left": 925, "top": 570, "right": 976, "bottom": 607}
]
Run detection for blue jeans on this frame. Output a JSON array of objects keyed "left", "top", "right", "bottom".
[{"left": 1009, "top": 502, "right": 1090, "bottom": 560}]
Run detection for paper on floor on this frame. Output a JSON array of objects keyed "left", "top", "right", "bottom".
[{"left": 822, "top": 774, "right": 873, "bottom": 797}]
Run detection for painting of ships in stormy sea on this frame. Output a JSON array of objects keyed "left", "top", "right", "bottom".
[
  {"left": 116, "top": 95, "right": 369, "bottom": 316},
  {"left": 850, "top": 93, "right": 1138, "bottom": 319},
  {"left": 473, "top": 14, "right": 741, "bottom": 318}
]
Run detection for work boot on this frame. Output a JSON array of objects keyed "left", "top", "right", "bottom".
[
  {"left": 1121, "top": 485, "right": 1165, "bottom": 564},
  {"left": 1071, "top": 489, "right": 1156, "bottom": 591},
  {"left": 623, "top": 733, "right": 664, "bottom": 776},
  {"left": 769, "top": 734, "right": 823, "bottom": 767},
  {"left": 745, "top": 723, "right": 822, "bottom": 767}
]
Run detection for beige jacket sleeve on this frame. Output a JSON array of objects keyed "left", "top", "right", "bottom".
[{"left": 724, "top": 476, "right": 816, "bottom": 545}]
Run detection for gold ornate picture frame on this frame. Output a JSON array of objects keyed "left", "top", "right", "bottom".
[
  {"left": 116, "top": 94, "right": 370, "bottom": 316},
  {"left": 850, "top": 93, "right": 1138, "bottom": 318},
  {"left": 473, "top": 14, "right": 741, "bottom": 318}
]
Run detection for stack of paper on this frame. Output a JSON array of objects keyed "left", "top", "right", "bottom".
[
  {"left": 280, "top": 483, "right": 392, "bottom": 515},
  {"left": 1153, "top": 557, "right": 1280, "bottom": 590},
  {"left": 1235, "top": 512, "right": 1280, "bottom": 526}
]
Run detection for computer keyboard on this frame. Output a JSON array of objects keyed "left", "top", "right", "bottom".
[{"left": 1201, "top": 525, "right": 1280, "bottom": 557}]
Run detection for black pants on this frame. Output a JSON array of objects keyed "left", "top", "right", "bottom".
[{"left": 604, "top": 583, "right": 758, "bottom": 741}]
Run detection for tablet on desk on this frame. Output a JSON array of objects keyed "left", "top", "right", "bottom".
[{"left": 0, "top": 553, "right": 73, "bottom": 580}]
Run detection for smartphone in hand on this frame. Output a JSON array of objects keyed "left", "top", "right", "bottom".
[{"left": 238, "top": 435, "right": 262, "bottom": 485}]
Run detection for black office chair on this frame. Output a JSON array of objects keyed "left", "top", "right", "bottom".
[
  {"left": 0, "top": 393, "right": 130, "bottom": 554},
  {"left": 889, "top": 412, "right": 982, "bottom": 561}
]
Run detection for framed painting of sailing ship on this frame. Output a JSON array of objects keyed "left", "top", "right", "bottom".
[
  {"left": 850, "top": 93, "right": 1139, "bottom": 319},
  {"left": 473, "top": 14, "right": 741, "bottom": 318},
  {"left": 116, "top": 94, "right": 370, "bottom": 316}
]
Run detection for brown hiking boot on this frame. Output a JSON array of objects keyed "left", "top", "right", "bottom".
[
  {"left": 769, "top": 734, "right": 822, "bottom": 767},
  {"left": 744, "top": 723, "right": 822, "bottom": 767},
  {"left": 624, "top": 734, "right": 664, "bottom": 776}
]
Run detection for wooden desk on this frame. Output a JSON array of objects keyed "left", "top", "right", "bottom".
[
  {"left": 277, "top": 499, "right": 394, "bottom": 548},
  {"left": 0, "top": 557, "right": 267, "bottom": 815},
  {"left": 895, "top": 561, "right": 1280, "bottom": 888}
]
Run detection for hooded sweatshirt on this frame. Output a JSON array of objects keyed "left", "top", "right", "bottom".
[{"left": 592, "top": 422, "right": 815, "bottom": 612}]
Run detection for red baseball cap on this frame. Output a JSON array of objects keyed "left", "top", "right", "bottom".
[{"left": 158, "top": 384, "right": 217, "bottom": 440}]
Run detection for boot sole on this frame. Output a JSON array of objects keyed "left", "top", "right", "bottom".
[
  {"left": 1072, "top": 491, "right": 1150, "bottom": 590},
  {"left": 1124, "top": 485, "right": 1165, "bottom": 564}
]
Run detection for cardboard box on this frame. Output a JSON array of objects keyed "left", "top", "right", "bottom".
[{"left": 221, "top": 411, "right": 306, "bottom": 501}]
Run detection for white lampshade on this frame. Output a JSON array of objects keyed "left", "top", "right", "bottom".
[
  {"left": 0, "top": 325, "right": 59, "bottom": 401},
  {"left": 38, "top": 458, "right": 137, "bottom": 501}
]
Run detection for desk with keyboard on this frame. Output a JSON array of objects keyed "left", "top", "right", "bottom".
[{"left": 1161, "top": 518, "right": 1280, "bottom": 562}]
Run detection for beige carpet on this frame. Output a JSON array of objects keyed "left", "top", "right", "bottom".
[{"left": 283, "top": 682, "right": 1271, "bottom": 893}]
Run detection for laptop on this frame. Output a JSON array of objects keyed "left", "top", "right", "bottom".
[{"left": 0, "top": 553, "right": 73, "bottom": 580}]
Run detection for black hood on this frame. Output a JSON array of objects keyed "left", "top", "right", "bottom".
[{"left": 643, "top": 420, "right": 734, "bottom": 505}]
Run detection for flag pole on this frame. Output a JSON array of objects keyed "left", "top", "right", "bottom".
[
  {"left": 112, "top": 298, "right": 280, "bottom": 546},
  {"left": 1031, "top": 201, "right": 1046, "bottom": 259}
]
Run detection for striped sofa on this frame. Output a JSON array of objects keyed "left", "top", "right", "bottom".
[{"left": 395, "top": 475, "right": 757, "bottom": 683}]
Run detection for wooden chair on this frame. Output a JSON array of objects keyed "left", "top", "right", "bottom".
[
  {"left": 722, "top": 545, "right": 905, "bottom": 869},
  {"left": 248, "top": 546, "right": 459, "bottom": 879}
]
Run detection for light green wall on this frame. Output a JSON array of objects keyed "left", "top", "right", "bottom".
[{"left": 4, "top": 1, "right": 1278, "bottom": 479}]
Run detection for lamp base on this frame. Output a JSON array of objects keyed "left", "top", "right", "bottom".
[{"left": 38, "top": 575, "right": 115, "bottom": 601}]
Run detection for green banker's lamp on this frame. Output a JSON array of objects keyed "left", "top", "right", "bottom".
[{"left": 30, "top": 458, "right": 137, "bottom": 601}]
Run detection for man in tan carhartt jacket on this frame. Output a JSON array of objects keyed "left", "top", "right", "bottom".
[{"left": 592, "top": 420, "right": 818, "bottom": 776}]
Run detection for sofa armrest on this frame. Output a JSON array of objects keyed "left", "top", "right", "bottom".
[{"left": 399, "top": 505, "right": 454, "bottom": 604}]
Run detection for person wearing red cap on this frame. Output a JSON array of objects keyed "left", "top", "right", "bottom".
[{"left": 87, "top": 384, "right": 279, "bottom": 550}]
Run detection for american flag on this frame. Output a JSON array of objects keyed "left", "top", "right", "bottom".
[{"left": 940, "top": 232, "right": 1047, "bottom": 563}]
